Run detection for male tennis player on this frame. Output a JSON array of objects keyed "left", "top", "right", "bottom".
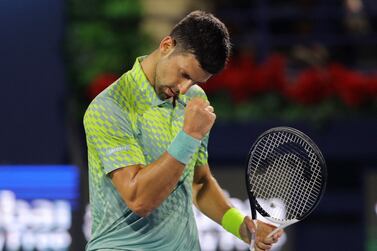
[{"left": 84, "top": 10, "right": 282, "bottom": 251}]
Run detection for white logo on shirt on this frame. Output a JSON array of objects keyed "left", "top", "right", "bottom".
[{"left": 106, "top": 146, "right": 130, "bottom": 156}]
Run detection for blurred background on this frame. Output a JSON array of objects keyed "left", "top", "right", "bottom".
[{"left": 0, "top": 0, "right": 376, "bottom": 250}]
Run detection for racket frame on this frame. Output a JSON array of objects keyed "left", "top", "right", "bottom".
[{"left": 245, "top": 126, "right": 327, "bottom": 231}]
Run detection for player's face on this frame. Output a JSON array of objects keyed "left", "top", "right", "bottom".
[{"left": 154, "top": 52, "right": 212, "bottom": 100}]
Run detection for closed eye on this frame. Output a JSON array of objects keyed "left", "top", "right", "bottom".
[
  {"left": 181, "top": 72, "right": 202, "bottom": 85},
  {"left": 182, "top": 72, "right": 191, "bottom": 80}
]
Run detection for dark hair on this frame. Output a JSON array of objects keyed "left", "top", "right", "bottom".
[{"left": 170, "top": 10, "right": 231, "bottom": 74}]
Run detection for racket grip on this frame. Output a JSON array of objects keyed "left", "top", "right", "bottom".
[
  {"left": 248, "top": 218, "right": 256, "bottom": 251},
  {"left": 266, "top": 226, "right": 281, "bottom": 239},
  {"left": 249, "top": 231, "right": 256, "bottom": 251}
]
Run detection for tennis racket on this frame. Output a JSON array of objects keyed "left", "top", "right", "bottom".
[{"left": 245, "top": 127, "right": 327, "bottom": 250}]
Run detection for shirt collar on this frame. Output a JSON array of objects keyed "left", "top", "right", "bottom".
[{"left": 129, "top": 56, "right": 170, "bottom": 107}]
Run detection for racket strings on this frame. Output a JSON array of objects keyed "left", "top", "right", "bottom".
[
  {"left": 248, "top": 131, "right": 323, "bottom": 221},
  {"left": 267, "top": 134, "right": 321, "bottom": 219}
]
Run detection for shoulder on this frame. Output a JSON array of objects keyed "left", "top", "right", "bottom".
[
  {"left": 83, "top": 96, "right": 128, "bottom": 128},
  {"left": 85, "top": 95, "right": 120, "bottom": 115},
  {"left": 185, "top": 84, "right": 208, "bottom": 100}
]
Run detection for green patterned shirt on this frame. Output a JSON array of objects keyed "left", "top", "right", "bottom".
[{"left": 84, "top": 57, "right": 208, "bottom": 251}]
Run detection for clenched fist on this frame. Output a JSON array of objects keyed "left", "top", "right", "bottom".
[{"left": 183, "top": 97, "right": 216, "bottom": 140}]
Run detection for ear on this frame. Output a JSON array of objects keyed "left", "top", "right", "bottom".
[{"left": 159, "top": 36, "right": 176, "bottom": 55}]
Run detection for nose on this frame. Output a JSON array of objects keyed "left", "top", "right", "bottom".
[{"left": 177, "top": 80, "right": 193, "bottom": 95}]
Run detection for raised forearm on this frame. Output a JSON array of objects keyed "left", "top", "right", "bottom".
[
  {"left": 112, "top": 152, "right": 185, "bottom": 217},
  {"left": 112, "top": 98, "right": 216, "bottom": 217}
]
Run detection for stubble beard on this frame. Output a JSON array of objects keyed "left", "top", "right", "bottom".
[{"left": 153, "top": 74, "right": 169, "bottom": 100}]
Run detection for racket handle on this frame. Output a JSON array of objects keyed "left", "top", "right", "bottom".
[
  {"left": 266, "top": 220, "right": 296, "bottom": 239},
  {"left": 249, "top": 218, "right": 256, "bottom": 251},
  {"left": 249, "top": 231, "right": 256, "bottom": 251},
  {"left": 266, "top": 226, "right": 281, "bottom": 239}
]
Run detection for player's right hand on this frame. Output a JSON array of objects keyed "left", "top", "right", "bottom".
[{"left": 183, "top": 97, "right": 216, "bottom": 140}]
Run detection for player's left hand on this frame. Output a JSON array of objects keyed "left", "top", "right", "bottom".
[{"left": 240, "top": 217, "right": 284, "bottom": 251}]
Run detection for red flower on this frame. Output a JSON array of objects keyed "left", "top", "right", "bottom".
[
  {"left": 329, "top": 64, "right": 370, "bottom": 107},
  {"left": 365, "top": 74, "right": 377, "bottom": 99},
  {"left": 204, "top": 53, "right": 287, "bottom": 103},
  {"left": 87, "top": 73, "right": 119, "bottom": 100},
  {"left": 204, "top": 53, "right": 256, "bottom": 102},
  {"left": 203, "top": 53, "right": 377, "bottom": 108},
  {"left": 285, "top": 68, "right": 332, "bottom": 105},
  {"left": 252, "top": 54, "right": 287, "bottom": 95}
]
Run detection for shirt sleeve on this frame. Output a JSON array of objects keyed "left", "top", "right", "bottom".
[
  {"left": 83, "top": 97, "right": 146, "bottom": 174},
  {"left": 195, "top": 134, "right": 209, "bottom": 167}
]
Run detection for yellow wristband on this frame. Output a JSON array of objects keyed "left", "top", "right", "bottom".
[{"left": 221, "top": 208, "right": 245, "bottom": 239}]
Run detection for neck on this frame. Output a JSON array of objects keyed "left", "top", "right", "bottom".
[{"left": 140, "top": 50, "right": 159, "bottom": 87}]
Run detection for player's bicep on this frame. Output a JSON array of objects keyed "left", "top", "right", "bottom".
[
  {"left": 193, "top": 163, "right": 211, "bottom": 186},
  {"left": 193, "top": 163, "right": 220, "bottom": 198},
  {"left": 109, "top": 164, "right": 144, "bottom": 204},
  {"left": 192, "top": 164, "right": 210, "bottom": 207}
]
